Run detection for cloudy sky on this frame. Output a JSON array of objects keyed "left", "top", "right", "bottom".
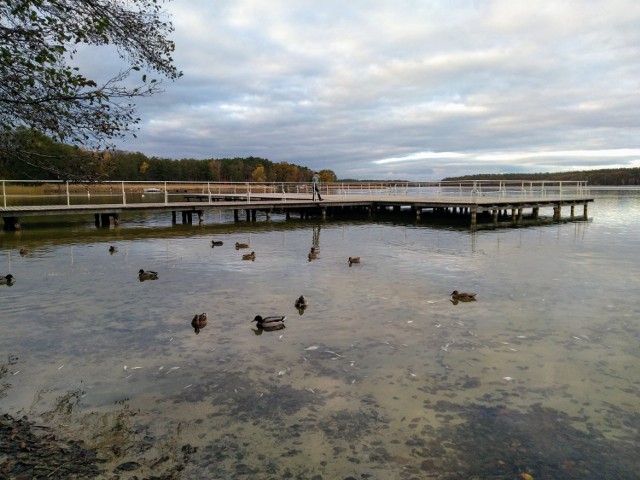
[{"left": 111, "top": 0, "right": 640, "bottom": 180}]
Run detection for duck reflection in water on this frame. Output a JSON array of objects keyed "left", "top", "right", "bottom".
[{"left": 191, "top": 313, "right": 208, "bottom": 334}]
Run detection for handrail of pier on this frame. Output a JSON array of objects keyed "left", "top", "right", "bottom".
[{"left": 0, "top": 179, "right": 591, "bottom": 209}]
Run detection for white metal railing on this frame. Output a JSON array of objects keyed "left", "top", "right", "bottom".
[{"left": 0, "top": 179, "right": 591, "bottom": 209}]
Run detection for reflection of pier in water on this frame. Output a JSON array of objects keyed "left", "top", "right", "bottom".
[{"left": 1, "top": 179, "right": 594, "bottom": 230}]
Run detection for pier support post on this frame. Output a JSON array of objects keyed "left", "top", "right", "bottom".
[
  {"left": 492, "top": 209, "right": 498, "bottom": 223},
  {"left": 251, "top": 209, "right": 257, "bottom": 221},
  {"left": 197, "top": 210, "right": 204, "bottom": 224},
  {"left": 245, "top": 209, "right": 250, "bottom": 222},
  {"left": 570, "top": 205, "right": 575, "bottom": 218},
  {"left": 285, "top": 211, "right": 290, "bottom": 220},
  {"left": 583, "top": 203, "right": 588, "bottom": 220},
  {"left": 2, "top": 216, "right": 21, "bottom": 231},
  {"left": 517, "top": 208, "right": 523, "bottom": 222},
  {"left": 511, "top": 209, "right": 516, "bottom": 222},
  {"left": 172, "top": 211, "right": 177, "bottom": 224},
  {"left": 234, "top": 209, "right": 239, "bottom": 221},
  {"left": 321, "top": 207, "right": 327, "bottom": 219},
  {"left": 470, "top": 207, "right": 477, "bottom": 228},
  {"left": 532, "top": 207, "right": 539, "bottom": 219},
  {"left": 266, "top": 209, "right": 272, "bottom": 221},
  {"left": 553, "top": 204, "right": 561, "bottom": 221},
  {"left": 415, "top": 207, "right": 421, "bottom": 219}
]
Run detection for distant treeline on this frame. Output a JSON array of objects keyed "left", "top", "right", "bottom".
[
  {"left": 442, "top": 167, "right": 640, "bottom": 186},
  {"left": 0, "top": 129, "right": 337, "bottom": 182}
]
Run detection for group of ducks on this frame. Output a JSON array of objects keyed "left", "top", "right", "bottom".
[{"left": 133, "top": 239, "right": 475, "bottom": 337}]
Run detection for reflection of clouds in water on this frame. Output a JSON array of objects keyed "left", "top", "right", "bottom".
[{"left": 1, "top": 189, "right": 639, "bottom": 477}]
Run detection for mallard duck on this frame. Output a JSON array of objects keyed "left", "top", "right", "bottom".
[
  {"left": 0, "top": 274, "right": 15, "bottom": 285},
  {"left": 308, "top": 251, "right": 318, "bottom": 261},
  {"left": 211, "top": 240, "right": 224, "bottom": 247},
  {"left": 138, "top": 269, "right": 159, "bottom": 281},
  {"left": 242, "top": 251, "right": 256, "bottom": 261},
  {"left": 348, "top": 256, "right": 361, "bottom": 266},
  {"left": 294, "top": 295, "right": 308, "bottom": 310},
  {"left": 235, "top": 242, "right": 250, "bottom": 249},
  {"left": 451, "top": 290, "right": 476, "bottom": 302},
  {"left": 109, "top": 246, "right": 118, "bottom": 254},
  {"left": 252, "top": 315, "right": 286, "bottom": 331},
  {"left": 191, "top": 312, "right": 208, "bottom": 334},
  {"left": 19, "top": 247, "right": 28, "bottom": 256}
]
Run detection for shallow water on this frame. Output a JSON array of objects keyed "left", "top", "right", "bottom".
[{"left": 1, "top": 189, "right": 639, "bottom": 479}]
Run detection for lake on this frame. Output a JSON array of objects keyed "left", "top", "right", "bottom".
[{"left": 1, "top": 188, "right": 639, "bottom": 479}]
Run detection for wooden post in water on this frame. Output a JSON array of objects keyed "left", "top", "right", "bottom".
[
  {"left": 553, "top": 204, "right": 561, "bottom": 221},
  {"left": 570, "top": 205, "right": 575, "bottom": 218},
  {"left": 583, "top": 203, "right": 588, "bottom": 219},
  {"left": 532, "top": 207, "right": 539, "bottom": 219},
  {"left": 234, "top": 209, "right": 239, "bottom": 221},
  {"left": 470, "top": 207, "right": 477, "bottom": 227},
  {"left": 171, "top": 211, "right": 177, "bottom": 224},
  {"left": 197, "top": 210, "right": 204, "bottom": 224}
]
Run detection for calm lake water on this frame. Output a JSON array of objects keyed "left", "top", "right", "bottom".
[{"left": 1, "top": 188, "right": 639, "bottom": 479}]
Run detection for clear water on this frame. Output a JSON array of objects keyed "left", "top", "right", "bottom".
[{"left": 1, "top": 189, "right": 639, "bottom": 479}]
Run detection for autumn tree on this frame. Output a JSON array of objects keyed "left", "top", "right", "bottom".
[
  {"left": 251, "top": 165, "right": 266, "bottom": 182},
  {"left": 0, "top": 0, "right": 181, "bottom": 179}
]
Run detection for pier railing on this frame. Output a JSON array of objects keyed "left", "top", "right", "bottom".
[{"left": 0, "top": 179, "right": 591, "bottom": 208}]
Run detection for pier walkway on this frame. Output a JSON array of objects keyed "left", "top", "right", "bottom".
[{"left": 1, "top": 180, "right": 593, "bottom": 230}]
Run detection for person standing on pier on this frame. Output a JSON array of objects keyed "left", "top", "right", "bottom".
[{"left": 312, "top": 172, "right": 323, "bottom": 201}]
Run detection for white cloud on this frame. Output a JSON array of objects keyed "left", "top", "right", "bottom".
[{"left": 101, "top": 0, "right": 640, "bottom": 180}]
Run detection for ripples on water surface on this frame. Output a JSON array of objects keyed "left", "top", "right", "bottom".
[{"left": 1, "top": 189, "right": 639, "bottom": 479}]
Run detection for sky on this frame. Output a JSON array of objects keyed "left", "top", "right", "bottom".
[{"left": 106, "top": 0, "right": 640, "bottom": 180}]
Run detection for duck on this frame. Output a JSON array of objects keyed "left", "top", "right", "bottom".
[
  {"left": 242, "top": 251, "right": 256, "bottom": 261},
  {"left": 450, "top": 290, "right": 477, "bottom": 302},
  {"left": 235, "top": 242, "right": 250, "bottom": 249},
  {"left": 138, "top": 269, "right": 159, "bottom": 281},
  {"left": 252, "top": 315, "right": 286, "bottom": 331},
  {"left": 348, "top": 256, "right": 361, "bottom": 266},
  {"left": 211, "top": 240, "right": 224, "bottom": 247},
  {"left": 308, "top": 250, "right": 318, "bottom": 261},
  {"left": 294, "top": 295, "right": 308, "bottom": 310},
  {"left": 0, "top": 274, "right": 15, "bottom": 285},
  {"left": 19, "top": 247, "right": 28, "bottom": 256},
  {"left": 109, "top": 246, "right": 118, "bottom": 254},
  {"left": 191, "top": 312, "right": 208, "bottom": 334}
]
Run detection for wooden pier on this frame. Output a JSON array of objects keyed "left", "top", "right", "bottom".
[{"left": 0, "top": 180, "right": 594, "bottom": 230}]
